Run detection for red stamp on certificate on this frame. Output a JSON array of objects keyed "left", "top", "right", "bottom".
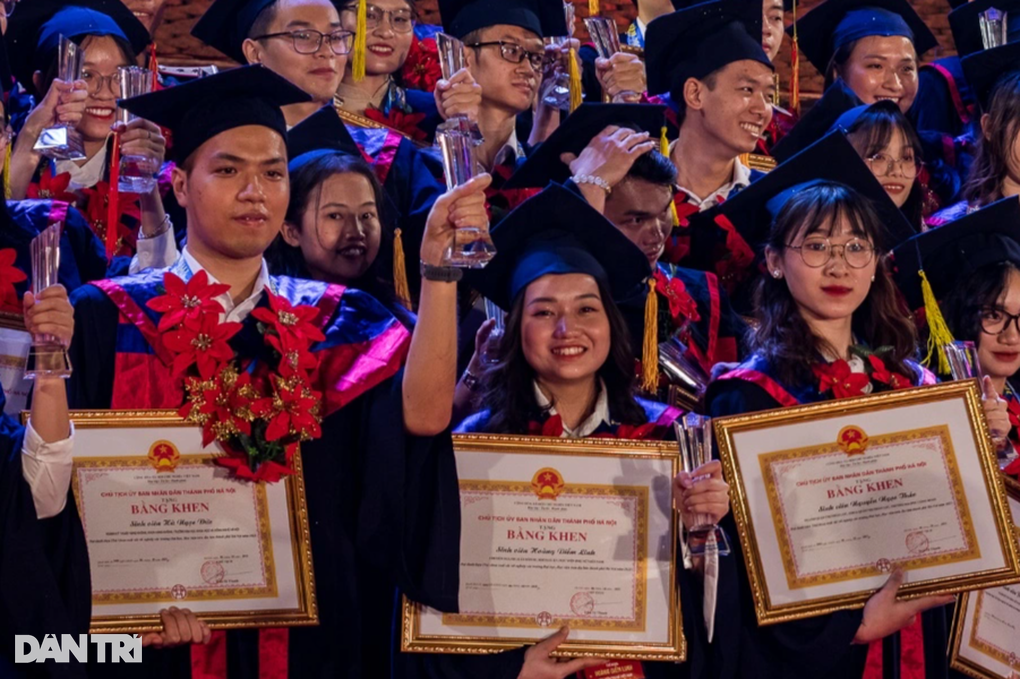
[
  {"left": 201, "top": 560, "right": 225, "bottom": 585},
  {"left": 570, "top": 591, "right": 595, "bottom": 616},
  {"left": 582, "top": 660, "right": 646, "bottom": 679},
  {"left": 906, "top": 531, "right": 930, "bottom": 554}
]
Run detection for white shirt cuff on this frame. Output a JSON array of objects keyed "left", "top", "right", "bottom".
[
  {"left": 21, "top": 420, "right": 74, "bottom": 519},
  {"left": 130, "top": 224, "right": 178, "bottom": 274}
]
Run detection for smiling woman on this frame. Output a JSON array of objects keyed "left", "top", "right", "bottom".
[{"left": 117, "top": 0, "right": 167, "bottom": 35}]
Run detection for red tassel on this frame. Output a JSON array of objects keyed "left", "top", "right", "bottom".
[
  {"left": 150, "top": 42, "right": 160, "bottom": 92},
  {"left": 106, "top": 133, "right": 121, "bottom": 261}
]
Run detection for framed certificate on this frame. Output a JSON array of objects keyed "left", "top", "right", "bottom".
[
  {"left": 402, "top": 434, "right": 685, "bottom": 662},
  {"left": 949, "top": 477, "right": 1020, "bottom": 679},
  {"left": 64, "top": 410, "right": 317, "bottom": 633},
  {"left": 715, "top": 380, "right": 1020, "bottom": 625}
]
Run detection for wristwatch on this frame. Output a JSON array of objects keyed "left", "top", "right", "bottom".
[{"left": 420, "top": 260, "right": 463, "bottom": 282}]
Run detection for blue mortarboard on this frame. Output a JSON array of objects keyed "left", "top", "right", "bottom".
[
  {"left": 646, "top": 0, "right": 772, "bottom": 98},
  {"left": 466, "top": 183, "right": 651, "bottom": 311},
  {"left": 192, "top": 0, "right": 280, "bottom": 65},
  {"left": 503, "top": 103, "right": 667, "bottom": 189},
  {"left": 962, "top": 41, "right": 1020, "bottom": 111},
  {"left": 119, "top": 65, "right": 312, "bottom": 163},
  {"left": 436, "top": 0, "right": 569, "bottom": 40},
  {"left": 892, "top": 197, "right": 1020, "bottom": 310},
  {"left": 286, "top": 104, "right": 362, "bottom": 167},
  {"left": 791, "top": 0, "right": 937, "bottom": 75},
  {"left": 709, "top": 130, "right": 915, "bottom": 254},
  {"left": 7, "top": 0, "right": 151, "bottom": 91}
]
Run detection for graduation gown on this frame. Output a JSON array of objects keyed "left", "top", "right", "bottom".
[
  {"left": 66, "top": 269, "right": 460, "bottom": 679},
  {"left": 704, "top": 353, "right": 951, "bottom": 679},
  {"left": 0, "top": 395, "right": 91, "bottom": 679},
  {"left": 401, "top": 398, "right": 724, "bottom": 679}
]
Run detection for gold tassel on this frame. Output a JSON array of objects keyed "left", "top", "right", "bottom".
[
  {"left": 568, "top": 47, "right": 583, "bottom": 112},
  {"left": 790, "top": 0, "right": 801, "bottom": 115},
  {"left": 919, "top": 269, "right": 954, "bottom": 374},
  {"left": 641, "top": 278, "right": 659, "bottom": 394},
  {"left": 393, "top": 228, "right": 411, "bottom": 309},
  {"left": 3, "top": 141, "right": 11, "bottom": 200},
  {"left": 588, "top": 0, "right": 600, "bottom": 16},
  {"left": 661, "top": 125, "right": 680, "bottom": 226},
  {"left": 352, "top": 0, "right": 368, "bottom": 82}
]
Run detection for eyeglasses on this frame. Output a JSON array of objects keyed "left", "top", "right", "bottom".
[
  {"left": 865, "top": 152, "right": 921, "bottom": 179},
  {"left": 466, "top": 41, "right": 548, "bottom": 71},
  {"left": 253, "top": 29, "right": 354, "bottom": 55},
  {"left": 977, "top": 306, "right": 1020, "bottom": 336},
  {"left": 785, "top": 237, "right": 875, "bottom": 268},
  {"left": 81, "top": 69, "right": 122, "bottom": 95},
  {"left": 342, "top": 4, "right": 416, "bottom": 33}
]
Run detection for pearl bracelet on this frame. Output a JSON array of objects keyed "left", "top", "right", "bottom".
[{"left": 570, "top": 174, "right": 612, "bottom": 196}]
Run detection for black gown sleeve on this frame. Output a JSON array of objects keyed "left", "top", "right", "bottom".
[{"left": 67, "top": 284, "right": 119, "bottom": 411}]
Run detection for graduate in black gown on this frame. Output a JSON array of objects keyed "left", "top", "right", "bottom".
[{"left": 65, "top": 65, "right": 462, "bottom": 679}]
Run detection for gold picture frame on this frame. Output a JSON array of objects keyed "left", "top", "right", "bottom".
[
  {"left": 715, "top": 380, "right": 1020, "bottom": 626},
  {"left": 948, "top": 478, "right": 1020, "bottom": 679},
  {"left": 402, "top": 434, "right": 686, "bottom": 662},
  {"left": 56, "top": 410, "right": 318, "bottom": 634}
]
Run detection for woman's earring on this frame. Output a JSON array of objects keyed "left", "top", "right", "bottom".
[
  {"left": 871, "top": 274, "right": 876, "bottom": 282},
  {"left": 772, "top": 270, "right": 782, "bottom": 279}
]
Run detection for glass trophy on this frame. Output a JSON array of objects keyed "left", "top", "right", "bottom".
[
  {"left": 583, "top": 16, "right": 638, "bottom": 103},
  {"left": 658, "top": 337, "right": 710, "bottom": 409},
  {"left": 481, "top": 297, "right": 506, "bottom": 366},
  {"left": 34, "top": 36, "right": 85, "bottom": 161},
  {"left": 541, "top": 2, "right": 576, "bottom": 108},
  {"left": 116, "top": 66, "right": 158, "bottom": 193},
  {"left": 434, "top": 36, "right": 495, "bottom": 267},
  {"left": 24, "top": 225, "right": 72, "bottom": 379},
  {"left": 945, "top": 340, "right": 982, "bottom": 381},
  {"left": 674, "top": 413, "right": 730, "bottom": 556},
  {"left": 980, "top": 8, "right": 1008, "bottom": 49}
]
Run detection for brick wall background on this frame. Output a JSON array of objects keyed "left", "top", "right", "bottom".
[{"left": 156, "top": 0, "right": 956, "bottom": 100}]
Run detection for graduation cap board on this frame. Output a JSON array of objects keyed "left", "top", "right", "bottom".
[
  {"left": 119, "top": 65, "right": 312, "bottom": 163},
  {"left": 949, "top": 0, "right": 1020, "bottom": 57},
  {"left": 286, "top": 104, "right": 362, "bottom": 163},
  {"left": 503, "top": 103, "right": 667, "bottom": 189},
  {"left": 192, "top": 0, "right": 282, "bottom": 65},
  {"left": 645, "top": 0, "right": 772, "bottom": 98},
  {"left": 707, "top": 129, "right": 916, "bottom": 258},
  {"left": 790, "top": 0, "right": 938, "bottom": 75},
  {"left": 7, "top": 0, "right": 151, "bottom": 92},
  {"left": 962, "top": 40, "right": 1020, "bottom": 111},
  {"left": 435, "top": 0, "right": 569, "bottom": 40},
  {"left": 770, "top": 79, "right": 862, "bottom": 163}
]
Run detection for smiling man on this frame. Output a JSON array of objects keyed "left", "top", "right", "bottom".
[{"left": 645, "top": 0, "right": 774, "bottom": 286}]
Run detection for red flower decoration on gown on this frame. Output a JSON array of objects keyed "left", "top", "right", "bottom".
[
  {"left": 0, "top": 249, "right": 27, "bottom": 314},
  {"left": 653, "top": 269, "right": 701, "bottom": 326},
  {"left": 812, "top": 359, "right": 870, "bottom": 399},
  {"left": 180, "top": 368, "right": 255, "bottom": 447},
  {"left": 78, "top": 181, "right": 142, "bottom": 255},
  {"left": 266, "top": 334, "right": 319, "bottom": 379},
  {"left": 252, "top": 375, "right": 323, "bottom": 442},
  {"left": 1004, "top": 456, "right": 1020, "bottom": 478},
  {"left": 364, "top": 107, "right": 428, "bottom": 142},
  {"left": 217, "top": 443, "right": 297, "bottom": 483},
  {"left": 26, "top": 169, "right": 76, "bottom": 204},
  {"left": 252, "top": 291, "right": 325, "bottom": 350},
  {"left": 528, "top": 415, "right": 564, "bottom": 437},
  {"left": 147, "top": 270, "right": 231, "bottom": 331},
  {"left": 164, "top": 313, "right": 243, "bottom": 379},
  {"left": 402, "top": 35, "right": 442, "bottom": 92},
  {"left": 867, "top": 354, "right": 911, "bottom": 390}
]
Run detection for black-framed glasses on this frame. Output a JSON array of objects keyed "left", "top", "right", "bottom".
[
  {"left": 865, "top": 152, "right": 921, "bottom": 179},
  {"left": 341, "top": 4, "right": 416, "bottom": 33},
  {"left": 253, "top": 29, "right": 354, "bottom": 55},
  {"left": 977, "top": 306, "right": 1020, "bottom": 336},
  {"left": 785, "top": 237, "right": 875, "bottom": 268},
  {"left": 466, "top": 41, "right": 548, "bottom": 70}
]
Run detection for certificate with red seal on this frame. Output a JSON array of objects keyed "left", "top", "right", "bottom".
[
  {"left": 401, "top": 435, "right": 685, "bottom": 662},
  {"left": 715, "top": 380, "right": 1020, "bottom": 625},
  {"left": 61, "top": 410, "right": 317, "bottom": 633},
  {"left": 950, "top": 479, "right": 1020, "bottom": 679}
]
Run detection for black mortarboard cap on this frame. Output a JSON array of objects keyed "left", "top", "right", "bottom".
[
  {"left": 8, "top": 0, "right": 151, "bottom": 91},
  {"left": 711, "top": 130, "right": 915, "bottom": 254},
  {"left": 466, "top": 183, "right": 652, "bottom": 311},
  {"left": 791, "top": 0, "right": 938, "bottom": 75},
  {"left": 437, "top": 0, "right": 568, "bottom": 40},
  {"left": 503, "top": 103, "right": 667, "bottom": 189},
  {"left": 191, "top": 0, "right": 278, "bottom": 65},
  {"left": 286, "top": 104, "right": 362, "bottom": 166},
  {"left": 892, "top": 197, "right": 1020, "bottom": 310},
  {"left": 962, "top": 41, "right": 1020, "bottom": 111},
  {"left": 771, "top": 79, "right": 861, "bottom": 163},
  {"left": 645, "top": 0, "right": 772, "bottom": 98},
  {"left": 119, "top": 65, "right": 312, "bottom": 163},
  {"left": 949, "top": 0, "right": 1020, "bottom": 57}
]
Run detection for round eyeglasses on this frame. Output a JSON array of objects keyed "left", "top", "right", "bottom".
[{"left": 785, "top": 237, "right": 875, "bottom": 268}]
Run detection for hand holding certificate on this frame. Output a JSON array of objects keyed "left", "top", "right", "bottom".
[{"left": 715, "top": 380, "right": 1020, "bottom": 625}]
